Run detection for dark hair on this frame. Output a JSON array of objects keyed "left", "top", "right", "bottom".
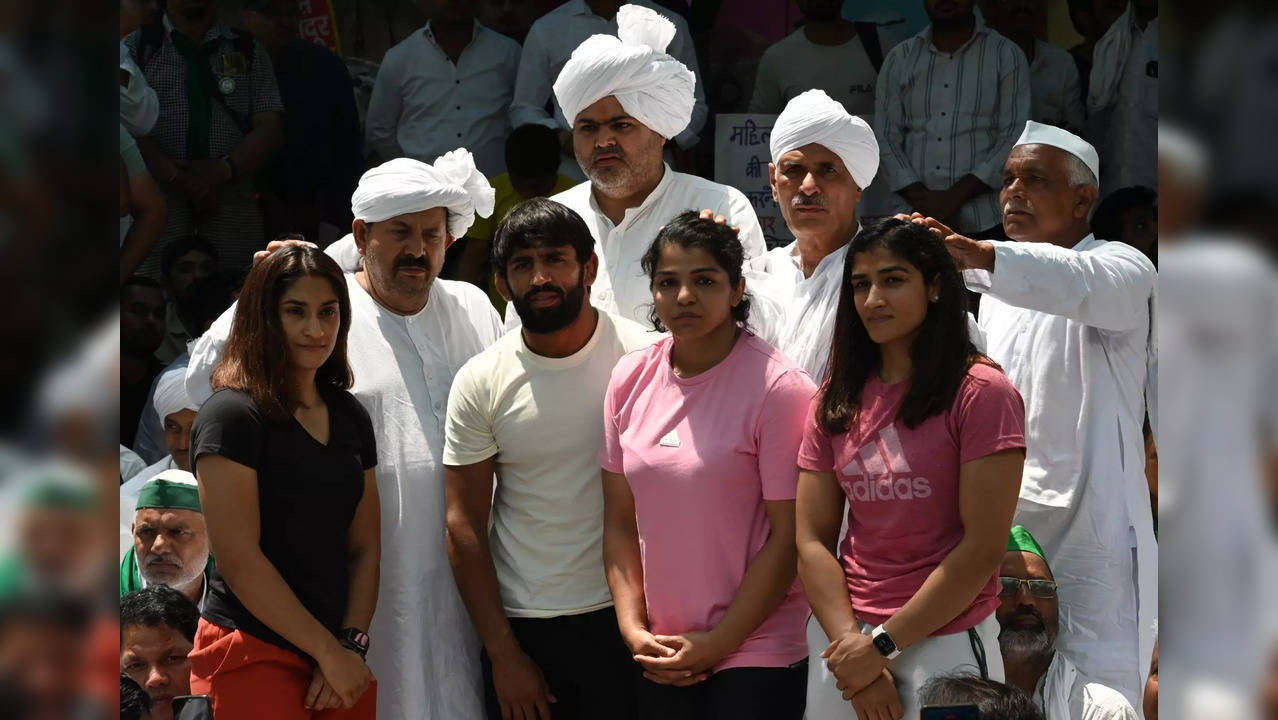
[
  {"left": 490, "top": 198, "right": 595, "bottom": 280},
  {"left": 176, "top": 269, "right": 240, "bottom": 333},
  {"left": 505, "top": 124, "right": 562, "bottom": 178},
  {"left": 122, "top": 274, "right": 164, "bottom": 297},
  {"left": 120, "top": 586, "right": 199, "bottom": 643},
  {"left": 640, "top": 210, "right": 751, "bottom": 332},
  {"left": 120, "top": 674, "right": 151, "bottom": 720},
  {"left": 920, "top": 674, "right": 1045, "bottom": 720},
  {"left": 1091, "top": 185, "right": 1157, "bottom": 257},
  {"left": 818, "top": 217, "right": 991, "bottom": 434},
  {"left": 161, "top": 233, "right": 219, "bottom": 280},
  {"left": 211, "top": 245, "right": 353, "bottom": 420}
]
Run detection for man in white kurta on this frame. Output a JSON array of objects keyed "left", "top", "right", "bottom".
[
  {"left": 746, "top": 89, "right": 879, "bottom": 382},
  {"left": 541, "top": 4, "right": 765, "bottom": 328},
  {"left": 186, "top": 151, "right": 503, "bottom": 719},
  {"left": 910, "top": 122, "right": 1156, "bottom": 709}
]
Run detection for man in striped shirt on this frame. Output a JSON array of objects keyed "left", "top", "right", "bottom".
[{"left": 874, "top": 0, "right": 1029, "bottom": 236}]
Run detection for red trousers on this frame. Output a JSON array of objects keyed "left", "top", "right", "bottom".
[{"left": 189, "top": 619, "right": 377, "bottom": 719}]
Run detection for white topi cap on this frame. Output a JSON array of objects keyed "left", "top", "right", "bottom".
[{"left": 1013, "top": 121, "right": 1100, "bottom": 187}]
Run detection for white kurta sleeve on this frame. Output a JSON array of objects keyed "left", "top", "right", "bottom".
[
  {"left": 724, "top": 186, "right": 767, "bottom": 259},
  {"left": 965, "top": 239, "right": 1155, "bottom": 332},
  {"left": 365, "top": 49, "right": 405, "bottom": 160},
  {"left": 184, "top": 302, "right": 236, "bottom": 406},
  {"left": 509, "top": 25, "right": 563, "bottom": 131}
]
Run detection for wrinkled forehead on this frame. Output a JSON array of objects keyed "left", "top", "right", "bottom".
[
  {"left": 134, "top": 507, "right": 204, "bottom": 528},
  {"left": 1005, "top": 143, "right": 1074, "bottom": 174}
]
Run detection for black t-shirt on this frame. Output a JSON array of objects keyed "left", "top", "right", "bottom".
[{"left": 190, "top": 386, "right": 377, "bottom": 656}]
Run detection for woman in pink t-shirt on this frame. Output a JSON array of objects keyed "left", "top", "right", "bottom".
[
  {"left": 796, "top": 218, "right": 1027, "bottom": 720},
  {"left": 599, "top": 211, "right": 816, "bottom": 720}
]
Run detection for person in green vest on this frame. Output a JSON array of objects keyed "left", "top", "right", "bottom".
[{"left": 120, "top": 470, "right": 213, "bottom": 610}]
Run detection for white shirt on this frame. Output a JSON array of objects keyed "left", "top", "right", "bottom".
[
  {"left": 1104, "top": 19, "right": 1157, "bottom": 192},
  {"left": 365, "top": 21, "right": 520, "bottom": 178},
  {"left": 186, "top": 254, "right": 503, "bottom": 720},
  {"left": 443, "top": 312, "right": 656, "bottom": 617},
  {"left": 119, "top": 455, "right": 177, "bottom": 560},
  {"left": 544, "top": 165, "right": 767, "bottom": 326},
  {"left": 749, "top": 28, "right": 880, "bottom": 117},
  {"left": 1028, "top": 40, "right": 1086, "bottom": 134},
  {"left": 874, "top": 18, "right": 1030, "bottom": 232},
  {"left": 120, "top": 445, "right": 147, "bottom": 484},
  {"left": 747, "top": 241, "right": 848, "bottom": 383},
  {"left": 1037, "top": 651, "right": 1139, "bottom": 720},
  {"left": 965, "top": 234, "right": 1156, "bottom": 706},
  {"left": 119, "top": 42, "right": 159, "bottom": 136},
  {"left": 510, "top": 0, "right": 707, "bottom": 149}
]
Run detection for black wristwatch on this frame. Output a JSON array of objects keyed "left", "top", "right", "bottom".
[
  {"left": 870, "top": 624, "right": 900, "bottom": 660},
  {"left": 339, "top": 627, "right": 370, "bottom": 659}
]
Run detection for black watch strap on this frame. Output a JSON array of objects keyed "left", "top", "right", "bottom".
[{"left": 339, "top": 627, "right": 369, "bottom": 658}]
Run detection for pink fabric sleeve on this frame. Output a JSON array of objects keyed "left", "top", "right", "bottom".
[
  {"left": 797, "top": 393, "right": 836, "bottom": 472},
  {"left": 756, "top": 370, "right": 818, "bottom": 501},
  {"left": 598, "top": 369, "right": 626, "bottom": 474},
  {"left": 956, "top": 364, "right": 1027, "bottom": 464}
]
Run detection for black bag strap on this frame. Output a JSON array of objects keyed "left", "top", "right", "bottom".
[
  {"left": 967, "top": 626, "right": 990, "bottom": 679},
  {"left": 854, "top": 20, "right": 884, "bottom": 74}
]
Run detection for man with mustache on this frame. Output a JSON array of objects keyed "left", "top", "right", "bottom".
[
  {"left": 543, "top": 4, "right": 766, "bottom": 327},
  {"left": 121, "top": 586, "right": 199, "bottom": 720},
  {"left": 905, "top": 121, "right": 1156, "bottom": 708},
  {"left": 444, "top": 198, "right": 656, "bottom": 720},
  {"left": 748, "top": 89, "right": 880, "bottom": 382},
  {"left": 186, "top": 150, "right": 505, "bottom": 719},
  {"left": 120, "top": 471, "right": 213, "bottom": 611},
  {"left": 998, "top": 525, "right": 1136, "bottom": 719}
]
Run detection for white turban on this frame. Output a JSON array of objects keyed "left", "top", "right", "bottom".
[
  {"left": 769, "top": 90, "right": 879, "bottom": 190},
  {"left": 153, "top": 364, "right": 198, "bottom": 422},
  {"left": 350, "top": 149, "right": 495, "bottom": 239},
  {"left": 1014, "top": 121, "right": 1100, "bottom": 187},
  {"left": 552, "top": 4, "right": 695, "bottom": 140}
]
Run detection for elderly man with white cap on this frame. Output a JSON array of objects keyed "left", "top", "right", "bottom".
[
  {"left": 186, "top": 149, "right": 504, "bottom": 719},
  {"left": 120, "top": 363, "right": 200, "bottom": 558},
  {"left": 904, "top": 121, "right": 1157, "bottom": 709},
  {"left": 544, "top": 4, "right": 766, "bottom": 327},
  {"left": 120, "top": 470, "right": 213, "bottom": 610},
  {"left": 747, "top": 89, "right": 879, "bottom": 382}
]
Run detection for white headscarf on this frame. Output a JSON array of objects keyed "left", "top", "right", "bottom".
[
  {"left": 769, "top": 89, "right": 880, "bottom": 190},
  {"left": 153, "top": 364, "right": 198, "bottom": 422},
  {"left": 351, "top": 149, "right": 495, "bottom": 239},
  {"left": 552, "top": 4, "right": 695, "bottom": 139}
]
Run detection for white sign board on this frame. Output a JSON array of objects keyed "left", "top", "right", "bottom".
[{"left": 714, "top": 113, "right": 793, "bottom": 249}]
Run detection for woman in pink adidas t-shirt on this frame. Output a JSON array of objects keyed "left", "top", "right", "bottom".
[
  {"left": 796, "top": 218, "right": 1026, "bottom": 720},
  {"left": 599, "top": 211, "right": 815, "bottom": 720}
]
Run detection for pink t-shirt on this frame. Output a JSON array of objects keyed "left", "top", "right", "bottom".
[
  {"left": 797, "top": 362, "right": 1026, "bottom": 636},
  {"left": 599, "top": 333, "right": 816, "bottom": 672}
]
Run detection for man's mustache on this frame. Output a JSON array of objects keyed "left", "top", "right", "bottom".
[
  {"left": 792, "top": 193, "right": 828, "bottom": 208},
  {"left": 394, "top": 256, "right": 430, "bottom": 271},
  {"left": 1006, "top": 606, "right": 1045, "bottom": 630},
  {"left": 143, "top": 553, "right": 182, "bottom": 569},
  {"left": 592, "top": 147, "right": 626, "bottom": 163},
  {"left": 521, "top": 283, "right": 566, "bottom": 303}
]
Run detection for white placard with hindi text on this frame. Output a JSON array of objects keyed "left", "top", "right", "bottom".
[{"left": 714, "top": 114, "right": 793, "bottom": 250}]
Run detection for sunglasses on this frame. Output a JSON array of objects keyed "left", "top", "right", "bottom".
[{"left": 999, "top": 577, "right": 1058, "bottom": 599}]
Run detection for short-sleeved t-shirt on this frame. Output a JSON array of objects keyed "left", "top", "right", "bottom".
[
  {"left": 797, "top": 362, "right": 1025, "bottom": 635},
  {"left": 190, "top": 386, "right": 377, "bottom": 656},
  {"left": 599, "top": 332, "right": 816, "bottom": 672},
  {"left": 444, "top": 312, "right": 656, "bottom": 617}
]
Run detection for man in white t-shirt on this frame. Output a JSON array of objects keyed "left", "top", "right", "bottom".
[{"left": 444, "top": 197, "right": 656, "bottom": 720}]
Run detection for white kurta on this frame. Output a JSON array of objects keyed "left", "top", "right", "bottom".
[
  {"left": 540, "top": 165, "right": 767, "bottom": 327},
  {"left": 747, "top": 241, "right": 848, "bottom": 382},
  {"left": 186, "top": 260, "right": 503, "bottom": 719},
  {"left": 1037, "top": 650, "right": 1139, "bottom": 720},
  {"left": 964, "top": 235, "right": 1156, "bottom": 709}
]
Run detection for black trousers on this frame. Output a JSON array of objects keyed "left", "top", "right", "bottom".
[
  {"left": 635, "top": 659, "right": 808, "bottom": 720},
  {"left": 480, "top": 606, "right": 639, "bottom": 720}
]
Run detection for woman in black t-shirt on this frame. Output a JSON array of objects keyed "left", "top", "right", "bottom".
[{"left": 188, "top": 245, "right": 380, "bottom": 718}]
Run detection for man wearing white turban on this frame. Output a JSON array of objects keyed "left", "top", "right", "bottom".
[
  {"left": 541, "top": 4, "right": 767, "bottom": 328},
  {"left": 748, "top": 89, "right": 880, "bottom": 383},
  {"left": 120, "top": 363, "right": 200, "bottom": 559},
  {"left": 186, "top": 149, "right": 505, "bottom": 720},
  {"left": 904, "top": 121, "right": 1156, "bottom": 709}
]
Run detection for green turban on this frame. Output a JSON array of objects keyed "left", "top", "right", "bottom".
[
  {"left": 1007, "top": 525, "right": 1049, "bottom": 570},
  {"left": 136, "top": 470, "right": 201, "bottom": 513}
]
